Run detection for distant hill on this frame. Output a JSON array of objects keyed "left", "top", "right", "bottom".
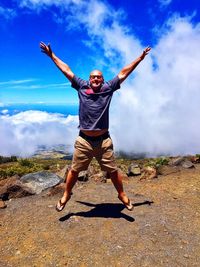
[{"left": 32, "top": 144, "right": 72, "bottom": 159}]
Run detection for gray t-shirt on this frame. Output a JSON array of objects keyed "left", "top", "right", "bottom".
[{"left": 71, "top": 75, "right": 120, "bottom": 130}]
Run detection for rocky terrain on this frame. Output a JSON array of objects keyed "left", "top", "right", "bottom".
[{"left": 0, "top": 156, "right": 200, "bottom": 267}]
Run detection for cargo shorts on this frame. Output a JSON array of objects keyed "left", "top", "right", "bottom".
[{"left": 71, "top": 135, "right": 118, "bottom": 173}]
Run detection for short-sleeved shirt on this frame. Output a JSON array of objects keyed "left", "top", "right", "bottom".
[{"left": 71, "top": 75, "right": 120, "bottom": 130}]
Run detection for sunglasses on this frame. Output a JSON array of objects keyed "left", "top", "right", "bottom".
[{"left": 90, "top": 75, "right": 103, "bottom": 79}]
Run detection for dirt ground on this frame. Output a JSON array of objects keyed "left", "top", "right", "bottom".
[{"left": 0, "top": 165, "right": 200, "bottom": 267}]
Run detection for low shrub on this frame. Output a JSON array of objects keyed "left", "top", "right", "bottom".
[
  {"left": 0, "top": 156, "right": 17, "bottom": 164},
  {"left": 145, "top": 157, "right": 169, "bottom": 169},
  {"left": 18, "top": 158, "right": 34, "bottom": 167},
  {"left": 0, "top": 163, "right": 44, "bottom": 179}
]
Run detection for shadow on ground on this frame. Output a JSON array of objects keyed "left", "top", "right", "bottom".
[{"left": 59, "top": 200, "right": 153, "bottom": 222}]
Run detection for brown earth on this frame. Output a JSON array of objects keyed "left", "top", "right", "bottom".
[{"left": 0, "top": 165, "right": 200, "bottom": 267}]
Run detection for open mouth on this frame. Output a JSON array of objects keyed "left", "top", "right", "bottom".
[{"left": 92, "top": 81, "right": 100, "bottom": 86}]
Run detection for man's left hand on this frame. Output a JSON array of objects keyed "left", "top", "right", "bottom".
[{"left": 140, "top": 46, "right": 151, "bottom": 60}]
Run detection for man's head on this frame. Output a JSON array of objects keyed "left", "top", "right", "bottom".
[{"left": 89, "top": 70, "right": 104, "bottom": 91}]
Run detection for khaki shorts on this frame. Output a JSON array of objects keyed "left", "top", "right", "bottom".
[{"left": 71, "top": 136, "right": 118, "bottom": 173}]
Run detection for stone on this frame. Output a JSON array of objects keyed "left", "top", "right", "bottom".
[
  {"left": 0, "top": 175, "right": 19, "bottom": 188},
  {"left": 181, "top": 160, "right": 194, "bottom": 169},
  {"left": 140, "top": 166, "right": 157, "bottom": 180},
  {"left": 158, "top": 165, "right": 180, "bottom": 176},
  {"left": 168, "top": 157, "right": 194, "bottom": 169},
  {"left": 127, "top": 163, "right": 141, "bottom": 176},
  {"left": 0, "top": 175, "right": 34, "bottom": 200},
  {"left": 0, "top": 199, "right": 7, "bottom": 209},
  {"left": 0, "top": 176, "right": 17, "bottom": 200},
  {"left": 190, "top": 156, "right": 200, "bottom": 164},
  {"left": 169, "top": 157, "right": 185, "bottom": 166},
  {"left": 4, "top": 181, "right": 35, "bottom": 199},
  {"left": 78, "top": 170, "right": 88, "bottom": 182},
  {"left": 90, "top": 172, "right": 106, "bottom": 182},
  {"left": 20, "top": 171, "right": 63, "bottom": 194}
]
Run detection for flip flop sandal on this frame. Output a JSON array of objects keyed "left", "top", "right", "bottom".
[
  {"left": 55, "top": 195, "right": 71, "bottom": 212},
  {"left": 56, "top": 199, "right": 67, "bottom": 212},
  {"left": 118, "top": 196, "right": 133, "bottom": 211}
]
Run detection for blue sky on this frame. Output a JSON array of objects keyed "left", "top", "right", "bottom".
[
  {"left": 1, "top": 0, "right": 200, "bottom": 157},
  {"left": 0, "top": 0, "right": 199, "bottom": 104}
]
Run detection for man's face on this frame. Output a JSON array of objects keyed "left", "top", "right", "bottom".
[{"left": 89, "top": 70, "right": 104, "bottom": 91}]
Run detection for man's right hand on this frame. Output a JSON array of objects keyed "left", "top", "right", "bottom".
[
  {"left": 40, "top": 41, "right": 53, "bottom": 58},
  {"left": 39, "top": 41, "right": 74, "bottom": 81}
]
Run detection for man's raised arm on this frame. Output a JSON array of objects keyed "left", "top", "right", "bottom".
[
  {"left": 40, "top": 42, "right": 74, "bottom": 82},
  {"left": 118, "top": 47, "right": 151, "bottom": 84}
]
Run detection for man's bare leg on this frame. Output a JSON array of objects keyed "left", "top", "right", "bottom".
[
  {"left": 109, "top": 170, "right": 133, "bottom": 210},
  {"left": 62, "top": 169, "right": 78, "bottom": 202},
  {"left": 56, "top": 169, "right": 78, "bottom": 211}
]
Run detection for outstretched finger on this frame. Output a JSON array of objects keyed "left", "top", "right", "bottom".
[
  {"left": 40, "top": 44, "right": 46, "bottom": 50},
  {"left": 39, "top": 41, "right": 46, "bottom": 47},
  {"left": 145, "top": 46, "right": 151, "bottom": 52}
]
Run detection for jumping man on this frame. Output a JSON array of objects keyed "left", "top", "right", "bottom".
[{"left": 40, "top": 41, "right": 151, "bottom": 211}]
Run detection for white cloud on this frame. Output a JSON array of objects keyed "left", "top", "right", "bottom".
[
  {"left": 0, "top": 79, "right": 70, "bottom": 90},
  {"left": 0, "top": 6, "right": 17, "bottom": 20},
  {"left": 0, "top": 110, "right": 78, "bottom": 157},
  {"left": 18, "top": 0, "right": 77, "bottom": 10},
  {"left": 1, "top": 109, "right": 9, "bottom": 115},
  {"left": 110, "top": 16, "right": 200, "bottom": 156},
  {"left": 0, "top": 79, "right": 36, "bottom": 86},
  {"left": 158, "top": 0, "right": 172, "bottom": 7}
]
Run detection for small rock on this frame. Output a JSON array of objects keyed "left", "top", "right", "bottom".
[
  {"left": 0, "top": 199, "right": 7, "bottom": 209},
  {"left": 92, "top": 172, "right": 106, "bottom": 182},
  {"left": 183, "top": 254, "right": 189, "bottom": 258},
  {"left": 169, "top": 157, "right": 185, "bottom": 166},
  {"left": 158, "top": 165, "right": 180, "bottom": 176},
  {"left": 190, "top": 156, "right": 200, "bottom": 164},
  {"left": 78, "top": 170, "right": 88, "bottom": 182},
  {"left": 127, "top": 163, "right": 141, "bottom": 176},
  {"left": 72, "top": 215, "right": 79, "bottom": 222},
  {"left": 181, "top": 160, "right": 194, "bottom": 169},
  {"left": 140, "top": 166, "right": 157, "bottom": 180}
]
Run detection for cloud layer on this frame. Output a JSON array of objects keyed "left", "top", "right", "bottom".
[
  {"left": 111, "top": 15, "right": 200, "bottom": 156},
  {"left": 0, "top": 111, "right": 78, "bottom": 157}
]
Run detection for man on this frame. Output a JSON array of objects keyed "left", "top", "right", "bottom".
[{"left": 40, "top": 41, "right": 151, "bottom": 212}]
